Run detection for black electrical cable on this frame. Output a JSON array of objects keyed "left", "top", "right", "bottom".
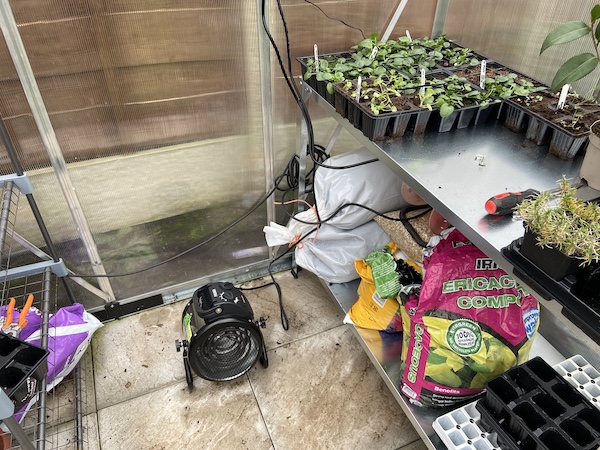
[
  {"left": 399, "top": 204, "right": 433, "bottom": 247},
  {"left": 67, "top": 3, "right": 394, "bottom": 330},
  {"left": 302, "top": 0, "right": 366, "bottom": 39},
  {"left": 264, "top": 0, "right": 378, "bottom": 172}
]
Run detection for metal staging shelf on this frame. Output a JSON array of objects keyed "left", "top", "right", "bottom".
[
  {"left": 301, "top": 83, "right": 600, "bottom": 449},
  {"left": 0, "top": 176, "right": 90, "bottom": 449}
]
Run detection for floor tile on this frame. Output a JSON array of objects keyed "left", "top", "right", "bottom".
[
  {"left": 91, "top": 301, "right": 188, "bottom": 409},
  {"left": 96, "top": 378, "right": 273, "bottom": 450},
  {"left": 248, "top": 325, "right": 420, "bottom": 450},
  {"left": 397, "top": 438, "right": 429, "bottom": 450},
  {"left": 43, "top": 413, "right": 100, "bottom": 450},
  {"left": 240, "top": 270, "right": 344, "bottom": 349}
]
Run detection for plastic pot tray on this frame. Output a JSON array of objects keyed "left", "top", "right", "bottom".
[
  {"left": 297, "top": 52, "right": 352, "bottom": 106},
  {"left": 503, "top": 97, "right": 594, "bottom": 160},
  {"left": 0, "top": 333, "right": 48, "bottom": 409},
  {"left": 433, "top": 356, "right": 600, "bottom": 450},
  {"left": 476, "top": 357, "right": 600, "bottom": 450},
  {"left": 332, "top": 82, "right": 427, "bottom": 140},
  {"left": 433, "top": 401, "right": 501, "bottom": 450},
  {"left": 554, "top": 355, "right": 600, "bottom": 409},
  {"left": 501, "top": 237, "right": 600, "bottom": 345}
]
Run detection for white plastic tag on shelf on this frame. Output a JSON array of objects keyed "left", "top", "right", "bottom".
[{"left": 314, "top": 44, "right": 319, "bottom": 72}]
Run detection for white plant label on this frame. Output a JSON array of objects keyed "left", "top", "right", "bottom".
[
  {"left": 314, "top": 44, "right": 319, "bottom": 72},
  {"left": 420, "top": 69, "right": 426, "bottom": 97},
  {"left": 558, "top": 84, "right": 569, "bottom": 109},
  {"left": 369, "top": 46, "right": 378, "bottom": 61},
  {"left": 406, "top": 30, "right": 412, "bottom": 41},
  {"left": 480, "top": 60, "right": 487, "bottom": 89},
  {"left": 356, "top": 76, "right": 362, "bottom": 102}
]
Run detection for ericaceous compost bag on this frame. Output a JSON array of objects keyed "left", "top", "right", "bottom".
[{"left": 400, "top": 229, "right": 540, "bottom": 408}]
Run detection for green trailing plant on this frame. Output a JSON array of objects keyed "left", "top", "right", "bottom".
[
  {"left": 303, "top": 34, "right": 481, "bottom": 94},
  {"left": 481, "top": 73, "right": 545, "bottom": 102},
  {"left": 342, "top": 72, "right": 419, "bottom": 115},
  {"left": 540, "top": 4, "right": 600, "bottom": 98},
  {"left": 516, "top": 176, "right": 600, "bottom": 266},
  {"left": 419, "top": 75, "right": 485, "bottom": 117}
]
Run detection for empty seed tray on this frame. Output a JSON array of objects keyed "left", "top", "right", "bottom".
[
  {"left": 0, "top": 333, "right": 48, "bottom": 410},
  {"left": 476, "top": 357, "right": 600, "bottom": 450},
  {"left": 432, "top": 401, "right": 501, "bottom": 450},
  {"left": 554, "top": 355, "right": 600, "bottom": 410}
]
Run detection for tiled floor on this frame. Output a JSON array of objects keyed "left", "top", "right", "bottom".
[{"left": 82, "top": 270, "right": 428, "bottom": 450}]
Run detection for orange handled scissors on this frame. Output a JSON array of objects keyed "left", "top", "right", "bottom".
[{"left": 2, "top": 294, "right": 34, "bottom": 337}]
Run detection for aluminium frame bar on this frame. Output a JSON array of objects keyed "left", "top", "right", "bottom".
[{"left": 0, "top": 0, "right": 115, "bottom": 302}]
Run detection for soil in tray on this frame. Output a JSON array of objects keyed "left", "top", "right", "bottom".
[
  {"left": 454, "top": 63, "right": 544, "bottom": 89},
  {"left": 342, "top": 78, "right": 420, "bottom": 115}
]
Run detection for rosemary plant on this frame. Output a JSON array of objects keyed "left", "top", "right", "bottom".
[{"left": 516, "top": 177, "right": 600, "bottom": 265}]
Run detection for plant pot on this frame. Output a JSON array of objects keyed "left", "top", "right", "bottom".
[
  {"left": 525, "top": 116, "right": 552, "bottom": 146},
  {"left": 520, "top": 229, "right": 582, "bottom": 281},
  {"left": 580, "top": 120, "right": 600, "bottom": 190},
  {"left": 504, "top": 103, "right": 529, "bottom": 133}
]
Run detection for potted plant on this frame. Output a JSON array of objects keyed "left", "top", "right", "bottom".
[
  {"left": 540, "top": 4, "right": 600, "bottom": 175},
  {"left": 515, "top": 176, "right": 600, "bottom": 280},
  {"left": 581, "top": 119, "right": 600, "bottom": 189}
]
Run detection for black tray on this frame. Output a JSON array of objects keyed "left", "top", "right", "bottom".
[
  {"left": 502, "top": 237, "right": 600, "bottom": 345},
  {"left": 477, "top": 357, "right": 600, "bottom": 450},
  {"left": 0, "top": 333, "right": 48, "bottom": 409}
]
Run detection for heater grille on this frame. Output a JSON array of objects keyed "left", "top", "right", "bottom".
[
  {"left": 176, "top": 282, "right": 268, "bottom": 387},
  {"left": 190, "top": 322, "right": 261, "bottom": 382}
]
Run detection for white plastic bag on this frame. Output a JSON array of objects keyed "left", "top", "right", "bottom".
[
  {"left": 264, "top": 218, "right": 391, "bottom": 283},
  {"left": 314, "top": 147, "right": 407, "bottom": 229}
]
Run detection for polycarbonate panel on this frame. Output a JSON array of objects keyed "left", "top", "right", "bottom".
[
  {"left": 269, "top": 0, "right": 437, "bottom": 171},
  {"left": 443, "top": 0, "right": 600, "bottom": 99},
  {"left": 0, "top": 0, "right": 269, "bottom": 306}
]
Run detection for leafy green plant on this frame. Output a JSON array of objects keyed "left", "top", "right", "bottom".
[
  {"left": 342, "top": 72, "right": 419, "bottom": 115},
  {"left": 516, "top": 176, "right": 600, "bottom": 265},
  {"left": 481, "top": 73, "right": 545, "bottom": 101},
  {"left": 540, "top": 4, "right": 600, "bottom": 96},
  {"left": 419, "top": 75, "right": 484, "bottom": 117}
]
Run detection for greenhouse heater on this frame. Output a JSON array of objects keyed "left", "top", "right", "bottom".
[{"left": 175, "top": 282, "right": 268, "bottom": 388}]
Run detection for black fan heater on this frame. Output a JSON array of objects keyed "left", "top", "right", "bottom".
[{"left": 175, "top": 282, "right": 268, "bottom": 388}]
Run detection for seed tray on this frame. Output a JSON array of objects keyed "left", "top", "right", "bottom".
[
  {"left": 504, "top": 94, "right": 592, "bottom": 160},
  {"left": 554, "top": 355, "right": 600, "bottom": 409},
  {"left": 332, "top": 81, "right": 425, "bottom": 140},
  {"left": 501, "top": 237, "right": 600, "bottom": 345},
  {"left": 477, "top": 357, "right": 600, "bottom": 450},
  {"left": 0, "top": 332, "right": 48, "bottom": 409},
  {"left": 432, "top": 401, "right": 501, "bottom": 450}
]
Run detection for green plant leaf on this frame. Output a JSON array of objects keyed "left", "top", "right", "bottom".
[
  {"left": 550, "top": 53, "right": 598, "bottom": 90},
  {"left": 596, "top": 21, "right": 600, "bottom": 41},
  {"left": 592, "top": 4, "right": 600, "bottom": 22},
  {"left": 540, "top": 21, "right": 590, "bottom": 54},
  {"left": 439, "top": 103, "right": 454, "bottom": 117}
]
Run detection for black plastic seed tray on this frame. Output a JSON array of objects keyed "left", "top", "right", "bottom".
[
  {"left": 0, "top": 332, "right": 48, "bottom": 409},
  {"left": 502, "top": 237, "right": 600, "bottom": 345},
  {"left": 476, "top": 357, "right": 600, "bottom": 450}
]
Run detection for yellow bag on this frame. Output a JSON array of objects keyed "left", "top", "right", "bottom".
[{"left": 347, "top": 242, "right": 421, "bottom": 332}]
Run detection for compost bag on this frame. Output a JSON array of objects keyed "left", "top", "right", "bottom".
[
  {"left": 345, "top": 242, "right": 422, "bottom": 332},
  {"left": 400, "top": 229, "right": 539, "bottom": 408}
]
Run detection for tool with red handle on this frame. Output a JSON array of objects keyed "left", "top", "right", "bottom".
[{"left": 485, "top": 189, "right": 540, "bottom": 215}]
